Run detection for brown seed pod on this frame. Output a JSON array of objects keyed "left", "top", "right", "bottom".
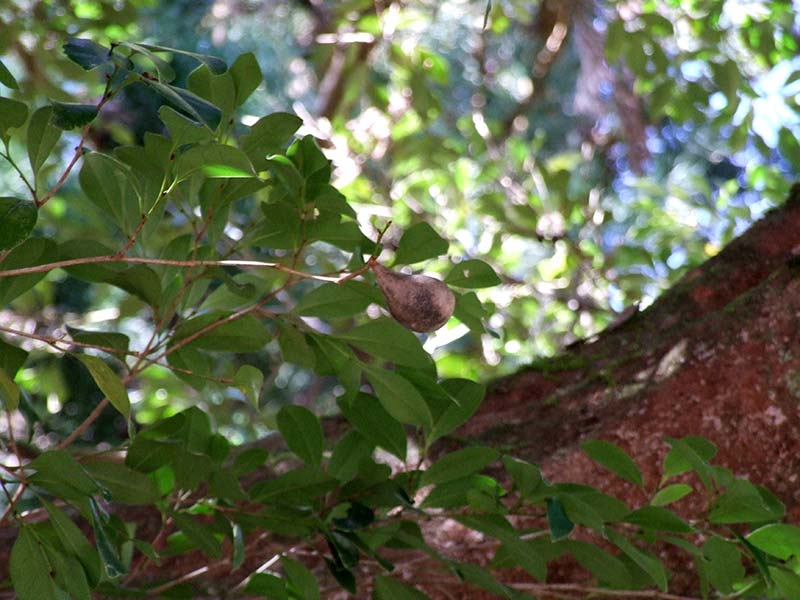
[{"left": 372, "top": 263, "right": 456, "bottom": 333}]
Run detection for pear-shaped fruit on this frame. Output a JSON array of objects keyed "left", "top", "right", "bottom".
[{"left": 372, "top": 263, "right": 456, "bottom": 333}]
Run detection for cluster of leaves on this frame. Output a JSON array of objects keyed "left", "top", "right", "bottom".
[{"left": 1, "top": 37, "right": 800, "bottom": 599}]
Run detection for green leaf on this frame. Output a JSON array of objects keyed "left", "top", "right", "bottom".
[
  {"left": 27, "top": 106, "right": 61, "bottom": 176},
  {"left": 363, "top": 364, "right": 433, "bottom": 429},
  {"left": 328, "top": 431, "right": 374, "bottom": 482},
  {"left": 176, "top": 143, "right": 256, "bottom": 179},
  {"left": 28, "top": 450, "right": 100, "bottom": 498},
  {"left": 117, "top": 41, "right": 177, "bottom": 81},
  {"left": 0, "top": 97, "right": 28, "bottom": 139},
  {"left": 241, "top": 112, "right": 303, "bottom": 169},
  {"left": 565, "top": 540, "right": 631, "bottom": 588},
  {"left": 394, "top": 222, "right": 448, "bottom": 265},
  {"left": 770, "top": 567, "right": 800, "bottom": 598},
  {"left": 88, "top": 498, "right": 127, "bottom": 578},
  {"left": 546, "top": 498, "right": 574, "bottom": 541},
  {"left": 0, "top": 338, "right": 27, "bottom": 377},
  {"left": 230, "top": 52, "right": 262, "bottom": 106},
  {"left": 245, "top": 573, "right": 289, "bottom": 599},
  {"left": 606, "top": 528, "right": 668, "bottom": 592},
  {"left": 709, "top": 479, "right": 785, "bottom": 524},
  {"left": 428, "top": 379, "right": 485, "bottom": 442},
  {"left": 580, "top": 439, "right": 643, "bottom": 487},
  {"left": 444, "top": 259, "right": 501, "bottom": 288},
  {"left": 0, "top": 238, "right": 57, "bottom": 305},
  {"left": 68, "top": 327, "right": 130, "bottom": 358},
  {"left": 449, "top": 562, "right": 513, "bottom": 598},
  {"left": 78, "top": 153, "right": 141, "bottom": 233},
  {"left": 623, "top": 506, "right": 693, "bottom": 533},
  {"left": 0, "top": 367, "right": 20, "bottom": 411},
  {"left": 234, "top": 365, "right": 264, "bottom": 407},
  {"left": 295, "top": 281, "right": 377, "bottom": 319},
  {"left": 339, "top": 393, "right": 406, "bottom": 460},
  {"left": 50, "top": 102, "right": 98, "bottom": 130},
  {"left": 0, "top": 196, "right": 37, "bottom": 251},
  {"left": 158, "top": 106, "right": 211, "bottom": 145},
  {"left": 338, "top": 318, "right": 431, "bottom": 369},
  {"left": 501, "top": 456, "right": 543, "bottom": 498},
  {"left": 651, "top": 483, "right": 693, "bottom": 507},
  {"left": 663, "top": 436, "right": 716, "bottom": 490},
  {"left": 45, "top": 545, "right": 91, "bottom": 600},
  {"left": 249, "top": 466, "right": 337, "bottom": 504},
  {"left": 10, "top": 527, "right": 58, "bottom": 600},
  {"left": 75, "top": 354, "right": 130, "bottom": 419},
  {"left": 82, "top": 460, "right": 161, "bottom": 504},
  {"left": 0, "top": 59, "right": 19, "bottom": 88},
  {"left": 421, "top": 446, "right": 498, "bottom": 486},
  {"left": 233, "top": 447, "right": 269, "bottom": 476},
  {"left": 282, "top": 556, "right": 321, "bottom": 600},
  {"left": 277, "top": 322, "right": 316, "bottom": 369},
  {"left": 374, "top": 576, "right": 431, "bottom": 599},
  {"left": 747, "top": 523, "right": 800, "bottom": 560},
  {"left": 43, "top": 500, "right": 100, "bottom": 584},
  {"left": 453, "top": 291, "right": 488, "bottom": 333},
  {"left": 171, "top": 311, "right": 270, "bottom": 352},
  {"left": 172, "top": 512, "right": 222, "bottom": 559},
  {"left": 276, "top": 405, "right": 324, "bottom": 467},
  {"left": 63, "top": 38, "right": 111, "bottom": 70},
  {"left": 135, "top": 42, "right": 227, "bottom": 73},
  {"left": 266, "top": 155, "right": 304, "bottom": 201},
  {"left": 702, "top": 536, "right": 744, "bottom": 594},
  {"left": 139, "top": 78, "right": 222, "bottom": 129}
]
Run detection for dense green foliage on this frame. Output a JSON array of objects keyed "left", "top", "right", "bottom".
[{"left": 2, "top": 0, "right": 800, "bottom": 598}]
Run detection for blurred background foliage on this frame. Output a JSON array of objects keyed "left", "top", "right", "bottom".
[{"left": 1, "top": 0, "right": 799, "bottom": 445}]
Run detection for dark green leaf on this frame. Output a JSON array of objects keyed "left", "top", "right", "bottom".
[
  {"left": 546, "top": 498, "right": 574, "bottom": 541},
  {"left": 136, "top": 43, "right": 227, "bottom": 73},
  {"left": 172, "top": 512, "right": 222, "bottom": 559},
  {"left": 0, "top": 338, "right": 27, "bottom": 377},
  {"left": 580, "top": 439, "right": 643, "bottom": 487},
  {"left": 50, "top": 102, "right": 98, "bottom": 130},
  {"left": 363, "top": 364, "right": 433, "bottom": 429},
  {"left": 0, "top": 196, "right": 37, "bottom": 251},
  {"left": 171, "top": 311, "right": 270, "bottom": 352},
  {"left": 449, "top": 562, "right": 512, "bottom": 598},
  {"left": 374, "top": 576, "right": 431, "bottom": 599},
  {"left": 328, "top": 431, "right": 374, "bottom": 482},
  {"left": 282, "top": 556, "right": 320, "bottom": 600},
  {"left": 88, "top": 498, "right": 127, "bottom": 578},
  {"left": 453, "top": 291, "right": 488, "bottom": 333},
  {"left": 245, "top": 573, "right": 289, "bottom": 599},
  {"left": 28, "top": 450, "right": 100, "bottom": 498},
  {"left": 83, "top": 460, "right": 161, "bottom": 504},
  {"left": 75, "top": 354, "right": 130, "bottom": 419},
  {"left": 606, "top": 528, "right": 668, "bottom": 592},
  {"left": 140, "top": 78, "right": 222, "bottom": 129},
  {"left": 43, "top": 500, "right": 101, "bottom": 585},
  {"left": 339, "top": 393, "right": 406, "bottom": 460},
  {"left": 249, "top": 466, "right": 336, "bottom": 504},
  {"left": 565, "top": 540, "right": 631, "bottom": 588},
  {"left": 68, "top": 327, "right": 129, "bottom": 358},
  {"left": 0, "top": 97, "right": 28, "bottom": 139},
  {"left": 623, "top": 506, "right": 693, "bottom": 533},
  {"left": 27, "top": 106, "right": 61, "bottom": 176},
  {"left": 125, "top": 438, "right": 179, "bottom": 472},
  {"left": 230, "top": 52, "right": 262, "bottom": 106},
  {"left": 0, "top": 367, "right": 19, "bottom": 411},
  {"left": 709, "top": 479, "right": 785, "bottom": 524},
  {"left": 444, "top": 259, "right": 501, "bottom": 288},
  {"left": 421, "top": 446, "right": 498, "bottom": 486},
  {"left": 233, "top": 447, "right": 269, "bottom": 476},
  {"left": 663, "top": 436, "right": 716, "bottom": 483},
  {"left": 276, "top": 404, "right": 324, "bottom": 467},
  {"left": 502, "top": 455, "right": 543, "bottom": 498},
  {"left": 10, "top": 527, "right": 58, "bottom": 600},
  {"left": 394, "top": 222, "right": 449, "bottom": 265},
  {"left": 0, "top": 59, "right": 19, "bottom": 88},
  {"left": 702, "top": 536, "right": 744, "bottom": 594},
  {"left": 63, "top": 38, "right": 111, "bottom": 70},
  {"left": 333, "top": 502, "right": 375, "bottom": 531},
  {"left": 241, "top": 112, "right": 302, "bottom": 169},
  {"left": 158, "top": 106, "right": 211, "bottom": 145},
  {"left": 234, "top": 365, "right": 264, "bottom": 407},
  {"left": 294, "top": 281, "right": 376, "bottom": 318},
  {"left": 421, "top": 474, "right": 503, "bottom": 509},
  {"left": 0, "top": 238, "right": 57, "bottom": 305},
  {"left": 277, "top": 322, "right": 316, "bottom": 369},
  {"left": 45, "top": 545, "right": 91, "bottom": 600},
  {"left": 338, "top": 318, "right": 431, "bottom": 369},
  {"left": 428, "top": 379, "right": 485, "bottom": 442}
]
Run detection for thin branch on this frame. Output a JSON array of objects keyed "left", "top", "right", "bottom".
[{"left": 508, "top": 582, "right": 701, "bottom": 600}]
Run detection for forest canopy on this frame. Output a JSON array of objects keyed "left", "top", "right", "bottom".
[{"left": 1, "top": 0, "right": 800, "bottom": 598}]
